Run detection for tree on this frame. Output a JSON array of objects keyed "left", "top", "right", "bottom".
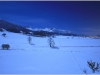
[
  {"left": 27, "top": 36, "right": 32, "bottom": 44},
  {"left": 48, "top": 37, "right": 55, "bottom": 48},
  {"left": 0, "top": 28, "right": 3, "bottom": 32},
  {"left": 2, "top": 33, "right": 6, "bottom": 37},
  {"left": 87, "top": 60, "right": 100, "bottom": 73},
  {"left": 2, "top": 44, "right": 10, "bottom": 50}
]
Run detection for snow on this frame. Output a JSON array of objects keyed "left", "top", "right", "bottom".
[
  {"left": 0, "top": 31, "right": 100, "bottom": 74},
  {"left": 26, "top": 27, "right": 53, "bottom": 32},
  {"left": 26, "top": 27, "right": 34, "bottom": 31},
  {"left": 26, "top": 27, "right": 71, "bottom": 33},
  {"left": 42, "top": 28, "right": 53, "bottom": 32}
]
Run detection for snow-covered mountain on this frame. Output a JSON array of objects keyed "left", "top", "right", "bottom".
[
  {"left": 26, "top": 27, "right": 71, "bottom": 34},
  {"left": 0, "top": 19, "right": 77, "bottom": 36},
  {"left": 26, "top": 27, "right": 78, "bottom": 36},
  {"left": 27, "top": 27, "right": 53, "bottom": 32}
]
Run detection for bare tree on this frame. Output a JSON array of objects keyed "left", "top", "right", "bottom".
[
  {"left": 27, "top": 36, "right": 32, "bottom": 44},
  {"left": 48, "top": 37, "right": 55, "bottom": 48},
  {"left": 83, "top": 68, "right": 87, "bottom": 74},
  {"left": 87, "top": 60, "right": 100, "bottom": 73}
]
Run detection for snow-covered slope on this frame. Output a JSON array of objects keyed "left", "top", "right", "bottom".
[
  {"left": 0, "top": 31, "right": 100, "bottom": 74},
  {"left": 26, "top": 27, "right": 53, "bottom": 32},
  {"left": 26, "top": 27, "right": 71, "bottom": 33}
]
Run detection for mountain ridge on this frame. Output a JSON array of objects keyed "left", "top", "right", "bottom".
[{"left": 0, "top": 19, "right": 78, "bottom": 36}]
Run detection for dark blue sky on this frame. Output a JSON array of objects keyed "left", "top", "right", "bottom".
[{"left": 0, "top": 1, "right": 100, "bottom": 35}]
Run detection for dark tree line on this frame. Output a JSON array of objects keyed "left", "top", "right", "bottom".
[
  {"left": 0, "top": 28, "right": 3, "bottom": 32},
  {"left": 33, "top": 31, "right": 54, "bottom": 37}
]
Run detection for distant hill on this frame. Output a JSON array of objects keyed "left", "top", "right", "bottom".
[
  {"left": 0, "top": 19, "right": 78, "bottom": 36},
  {"left": 27, "top": 27, "right": 78, "bottom": 36},
  {"left": 0, "top": 19, "right": 32, "bottom": 33}
]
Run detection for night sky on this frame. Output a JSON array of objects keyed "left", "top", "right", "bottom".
[{"left": 0, "top": 1, "right": 100, "bottom": 35}]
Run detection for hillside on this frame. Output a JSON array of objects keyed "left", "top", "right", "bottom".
[
  {"left": 0, "top": 31, "right": 100, "bottom": 74},
  {"left": 0, "top": 19, "right": 32, "bottom": 33},
  {"left": 0, "top": 19, "right": 78, "bottom": 36}
]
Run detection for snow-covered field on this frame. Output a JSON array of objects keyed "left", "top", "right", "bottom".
[{"left": 0, "top": 31, "right": 100, "bottom": 74}]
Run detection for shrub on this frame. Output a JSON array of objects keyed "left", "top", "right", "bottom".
[
  {"left": 1, "top": 44, "right": 10, "bottom": 50},
  {"left": 2, "top": 33, "right": 6, "bottom": 37},
  {"left": 87, "top": 60, "right": 100, "bottom": 73},
  {"left": 83, "top": 68, "right": 87, "bottom": 74}
]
